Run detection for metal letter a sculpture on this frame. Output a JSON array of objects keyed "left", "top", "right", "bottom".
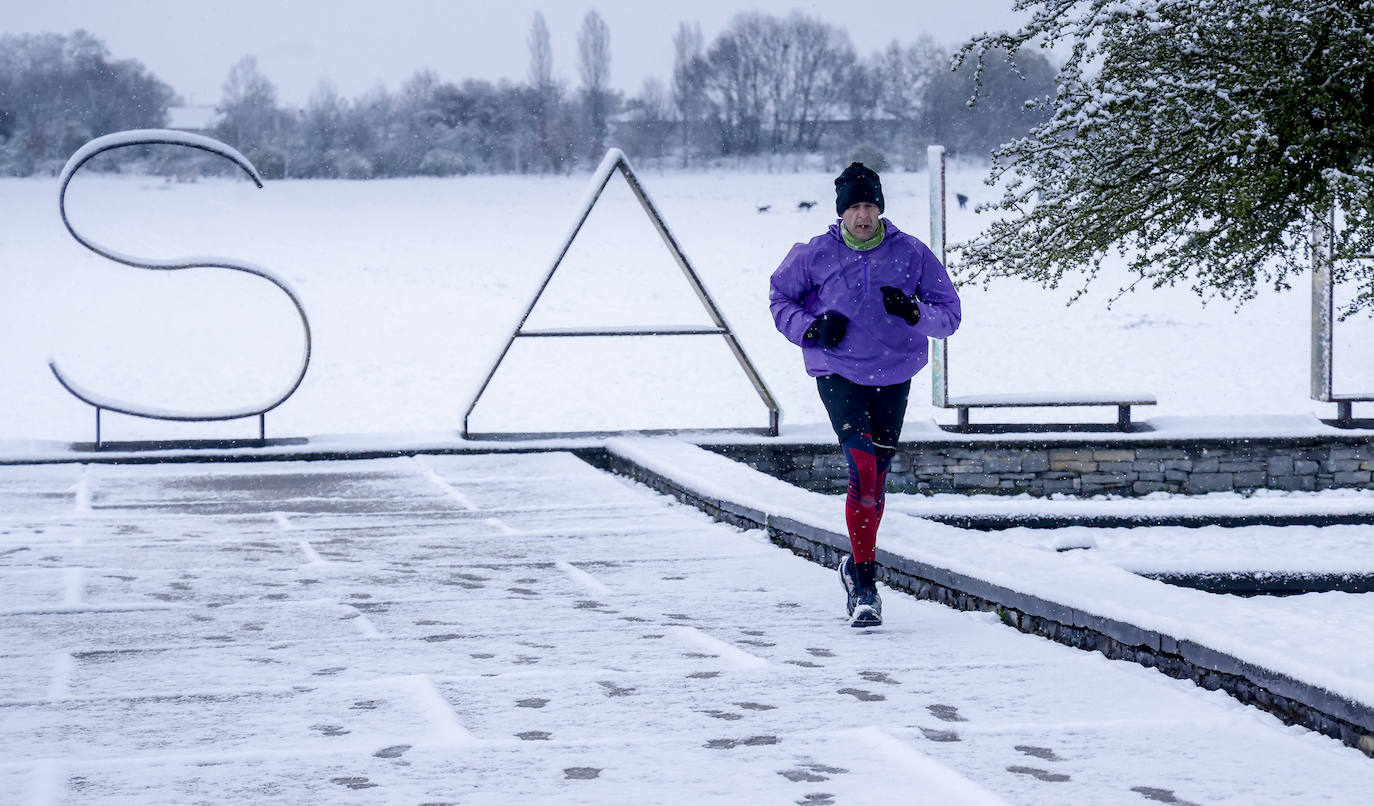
[{"left": 463, "top": 148, "right": 779, "bottom": 438}]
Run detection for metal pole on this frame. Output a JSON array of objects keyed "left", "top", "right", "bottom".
[
  {"left": 1311, "top": 205, "right": 1334, "bottom": 401},
  {"left": 928, "top": 145, "right": 949, "bottom": 408}
]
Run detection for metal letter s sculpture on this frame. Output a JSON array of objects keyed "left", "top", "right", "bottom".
[{"left": 52, "top": 129, "right": 312, "bottom": 446}]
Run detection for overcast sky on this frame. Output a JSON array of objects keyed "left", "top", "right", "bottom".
[{"left": 4, "top": 0, "right": 1026, "bottom": 107}]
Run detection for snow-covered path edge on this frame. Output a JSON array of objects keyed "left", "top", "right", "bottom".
[{"left": 601, "top": 436, "right": 1374, "bottom": 757}]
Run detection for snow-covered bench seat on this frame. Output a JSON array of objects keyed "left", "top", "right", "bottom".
[{"left": 941, "top": 391, "right": 1157, "bottom": 430}]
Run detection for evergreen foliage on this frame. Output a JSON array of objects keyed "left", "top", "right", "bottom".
[
  {"left": 957, "top": 0, "right": 1374, "bottom": 314},
  {"left": 0, "top": 30, "right": 174, "bottom": 175}
]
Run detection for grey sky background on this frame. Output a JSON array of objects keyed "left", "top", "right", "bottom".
[{"left": 3, "top": 0, "right": 1026, "bottom": 107}]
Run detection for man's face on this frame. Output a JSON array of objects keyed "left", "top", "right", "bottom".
[{"left": 842, "top": 202, "right": 881, "bottom": 240}]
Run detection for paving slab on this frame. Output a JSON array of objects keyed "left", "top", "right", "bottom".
[
  {"left": 0, "top": 464, "right": 84, "bottom": 520},
  {"left": 18, "top": 734, "right": 1004, "bottom": 806},
  {"left": 2, "top": 452, "right": 1371, "bottom": 804}
]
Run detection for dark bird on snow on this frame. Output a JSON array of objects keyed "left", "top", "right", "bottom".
[
  {"left": 757, "top": 204, "right": 772, "bottom": 213},
  {"left": 956, "top": 193, "right": 969, "bottom": 210},
  {"left": 797, "top": 200, "right": 817, "bottom": 211}
]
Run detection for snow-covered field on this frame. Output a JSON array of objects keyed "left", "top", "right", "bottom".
[{"left": 3, "top": 161, "right": 1372, "bottom": 443}]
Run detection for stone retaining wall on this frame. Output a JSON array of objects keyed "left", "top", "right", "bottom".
[
  {"left": 706, "top": 436, "right": 1374, "bottom": 497},
  {"left": 599, "top": 445, "right": 1374, "bottom": 757}
]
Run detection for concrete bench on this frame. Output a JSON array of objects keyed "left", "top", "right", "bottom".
[
  {"left": 1310, "top": 225, "right": 1372, "bottom": 427},
  {"left": 924, "top": 146, "right": 1158, "bottom": 435},
  {"left": 1318, "top": 394, "right": 1374, "bottom": 427},
  {"left": 942, "top": 391, "right": 1158, "bottom": 430}
]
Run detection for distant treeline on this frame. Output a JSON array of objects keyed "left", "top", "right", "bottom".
[{"left": 0, "top": 13, "right": 1056, "bottom": 178}]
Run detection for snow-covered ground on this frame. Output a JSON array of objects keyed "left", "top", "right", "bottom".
[
  {"left": 2, "top": 159, "right": 1373, "bottom": 799},
  {"left": 2, "top": 162, "right": 1372, "bottom": 443},
  {"left": 2, "top": 453, "right": 1371, "bottom": 804},
  {"left": 608, "top": 435, "right": 1374, "bottom": 717}
]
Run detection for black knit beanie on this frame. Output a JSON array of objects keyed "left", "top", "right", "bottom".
[{"left": 834, "top": 162, "right": 884, "bottom": 216}]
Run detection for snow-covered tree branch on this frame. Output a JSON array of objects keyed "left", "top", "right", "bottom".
[{"left": 956, "top": 0, "right": 1374, "bottom": 315}]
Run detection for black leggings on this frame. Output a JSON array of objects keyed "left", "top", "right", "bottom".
[{"left": 816, "top": 374, "right": 911, "bottom": 452}]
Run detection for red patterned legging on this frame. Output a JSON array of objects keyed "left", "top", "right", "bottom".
[
  {"left": 816, "top": 374, "right": 910, "bottom": 564},
  {"left": 842, "top": 432, "right": 892, "bottom": 562}
]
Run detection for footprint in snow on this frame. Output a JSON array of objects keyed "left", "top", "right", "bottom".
[
  {"left": 737, "top": 702, "right": 776, "bottom": 711},
  {"left": 920, "top": 728, "right": 961, "bottom": 742},
  {"left": 705, "top": 735, "right": 780, "bottom": 749},
  {"left": 1007, "top": 765, "right": 1071, "bottom": 783},
  {"left": 597, "top": 680, "right": 635, "bottom": 697},
  {"left": 1131, "top": 786, "right": 1200, "bottom": 805}
]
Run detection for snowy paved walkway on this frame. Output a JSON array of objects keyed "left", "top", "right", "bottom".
[{"left": 1, "top": 454, "right": 1370, "bottom": 804}]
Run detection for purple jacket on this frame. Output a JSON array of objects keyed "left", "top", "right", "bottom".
[{"left": 769, "top": 219, "right": 961, "bottom": 385}]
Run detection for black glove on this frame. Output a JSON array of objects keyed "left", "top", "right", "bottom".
[
  {"left": 881, "top": 286, "right": 921, "bottom": 325},
  {"left": 805, "top": 312, "right": 848, "bottom": 348}
]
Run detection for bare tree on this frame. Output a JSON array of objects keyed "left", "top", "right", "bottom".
[
  {"left": 704, "top": 12, "right": 853, "bottom": 155},
  {"left": 705, "top": 13, "right": 769, "bottom": 154},
  {"left": 759, "top": 15, "right": 794, "bottom": 151},
  {"left": 303, "top": 81, "right": 345, "bottom": 153},
  {"left": 215, "top": 55, "right": 292, "bottom": 177},
  {"left": 847, "top": 36, "right": 945, "bottom": 164},
  {"left": 528, "top": 12, "right": 553, "bottom": 90},
  {"left": 873, "top": 36, "right": 944, "bottom": 126},
  {"left": 527, "top": 12, "right": 561, "bottom": 171},
  {"left": 577, "top": 10, "right": 612, "bottom": 161},
  {"left": 297, "top": 81, "right": 377, "bottom": 178},
  {"left": 777, "top": 13, "right": 855, "bottom": 150},
  {"left": 218, "top": 57, "right": 280, "bottom": 143},
  {"left": 671, "top": 21, "right": 708, "bottom": 164},
  {"left": 624, "top": 76, "right": 673, "bottom": 159}
]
